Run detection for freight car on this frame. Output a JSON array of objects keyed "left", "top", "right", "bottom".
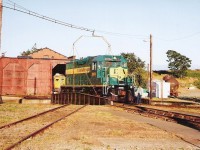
[{"left": 54, "top": 55, "right": 135, "bottom": 102}]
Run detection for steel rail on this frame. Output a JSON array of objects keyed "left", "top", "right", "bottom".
[
  {"left": 113, "top": 104, "right": 200, "bottom": 130},
  {"left": 135, "top": 105, "right": 200, "bottom": 123},
  {"left": 4, "top": 105, "right": 86, "bottom": 150},
  {"left": 177, "top": 96, "right": 200, "bottom": 103},
  {"left": 0, "top": 104, "right": 70, "bottom": 129}
]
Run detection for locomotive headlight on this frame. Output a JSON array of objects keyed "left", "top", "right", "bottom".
[{"left": 130, "top": 86, "right": 132, "bottom": 89}]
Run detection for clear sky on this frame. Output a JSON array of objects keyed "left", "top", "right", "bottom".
[{"left": 1, "top": 0, "right": 200, "bottom": 70}]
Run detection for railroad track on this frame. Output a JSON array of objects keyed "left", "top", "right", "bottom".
[
  {"left": 0, "top": 104, "right": 70, "bottom": 129},
  {"left": 113, "top": 103, "right": 200, "bottom": 131},
  {"left": 177, "top": 96, "right": 200, "bottom": 103},
  {"left": 0, "top": 105, "right": 86, "bottom": 150}
]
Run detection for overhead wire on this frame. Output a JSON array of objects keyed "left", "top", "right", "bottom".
[
  {"left": 3, "top": 0, "right": 95, "bottom": 33},
  {"left": 3, "top": 0, "right": 149, "bottom": 39},
  {"left": 95, "top": 30, "right": 148, "bottom": 39},
  {"left": 2, "top": 2, "right": 151, "bottom": 54},
  {"left": 3, "top": 0, "right": 200, "bottom": 42}
]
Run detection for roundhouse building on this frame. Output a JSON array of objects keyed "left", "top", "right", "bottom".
[{"left": 0, "top": 48, "right": 74, "bottom": 96}]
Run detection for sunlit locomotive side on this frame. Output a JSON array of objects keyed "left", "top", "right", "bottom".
[{"left": 55, "top": 55, "right": 134, "bottom": 101}]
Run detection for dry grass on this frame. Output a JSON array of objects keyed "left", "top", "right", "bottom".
[{"left": 0, "top": 102, "right": 60, "bottom": 126}]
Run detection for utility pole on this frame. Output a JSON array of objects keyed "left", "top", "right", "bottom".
[
  {"left": 149, "top": 34, "right": 153, "bottom": 103},
  {"left": 0, "top": 0, "right": 2, "bottom": 104}
]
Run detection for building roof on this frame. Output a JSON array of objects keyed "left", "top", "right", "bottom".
[
  {"left": 28, "top": 47, "right": 68, "bottom": 59},
  {"left": 30, "top": 47, "right": 67, "bottom": 57}
]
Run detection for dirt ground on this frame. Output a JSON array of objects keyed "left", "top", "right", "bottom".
[{"left": 13, "top": 106, "right": 197, "bottom": 150}]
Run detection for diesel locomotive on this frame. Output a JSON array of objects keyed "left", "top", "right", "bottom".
[{"left": 54, "top": 55, "right": 135, "bottom": 102}]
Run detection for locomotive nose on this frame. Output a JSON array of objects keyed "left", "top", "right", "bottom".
[
  {"left": 109, "top": 67, "right": 128, "bottom": 81},
  {"left": 118, "top": 67, "right": 127, "bottom": 81}
]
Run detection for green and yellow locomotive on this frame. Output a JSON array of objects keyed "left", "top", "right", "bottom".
[{"left": 54, "top": 55, "right": 134, "bottom": 101}]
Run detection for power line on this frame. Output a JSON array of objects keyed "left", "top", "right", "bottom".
[
  {"left": 3, "top": 0, "right": 200, "bottom": 42},
  {"left": 95, "top": 30, "right": 148, "bottom": 39},
  {"left": 3, "top": 0, "right": 148, "bottom": 39},
  {"left": 3, "top": 0, "right": 95, "bottom": 33}
]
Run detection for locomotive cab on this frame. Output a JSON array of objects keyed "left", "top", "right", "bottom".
[{"left": 94, "top": 55, "right": 134, "bottom": 102}]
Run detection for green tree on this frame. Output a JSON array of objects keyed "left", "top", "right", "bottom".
[
  {"left": 121, "top": 52, "right": 145, "bottom": 73},
  {"left": 121, "top": 52, "right": 147, "bottom": 87},
  {"left": 166, "top": 50, "right": 192, "bottom": 78},
  {"left": 20, "top": 43, "right": 38, "bottom": 56},
  {"left": 20, "top": 50, "right": 31, "bottom": 56}
]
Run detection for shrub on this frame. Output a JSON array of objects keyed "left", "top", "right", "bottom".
[
  {"left": 194, "top": 78, "right": 200, "bottom": 89},
  {"left": 187, "top": 70, "right": 200, "bottom": 78}
]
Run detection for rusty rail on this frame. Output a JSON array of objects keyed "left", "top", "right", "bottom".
[
  {"left": 4, "top": 105, "right": 86, "bottom": 150},
  {"left": 51, "top": 92, "right": 109, "bottom": 105},
  {"left": 135, "top": 105, "right": 200, "bottom": 123},
  {"left": 177, "top": 96, "right": 200, "bottom": 103},
  {"left": 114, "top": 104, "right": 200, "bottom": 131},
  {"left": 0, "top": 104, "right": 69, "bottom": 130}
]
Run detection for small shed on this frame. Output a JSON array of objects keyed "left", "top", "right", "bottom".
[{"left": 152, "top": 80, "right": 170, "bottom": 98}]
